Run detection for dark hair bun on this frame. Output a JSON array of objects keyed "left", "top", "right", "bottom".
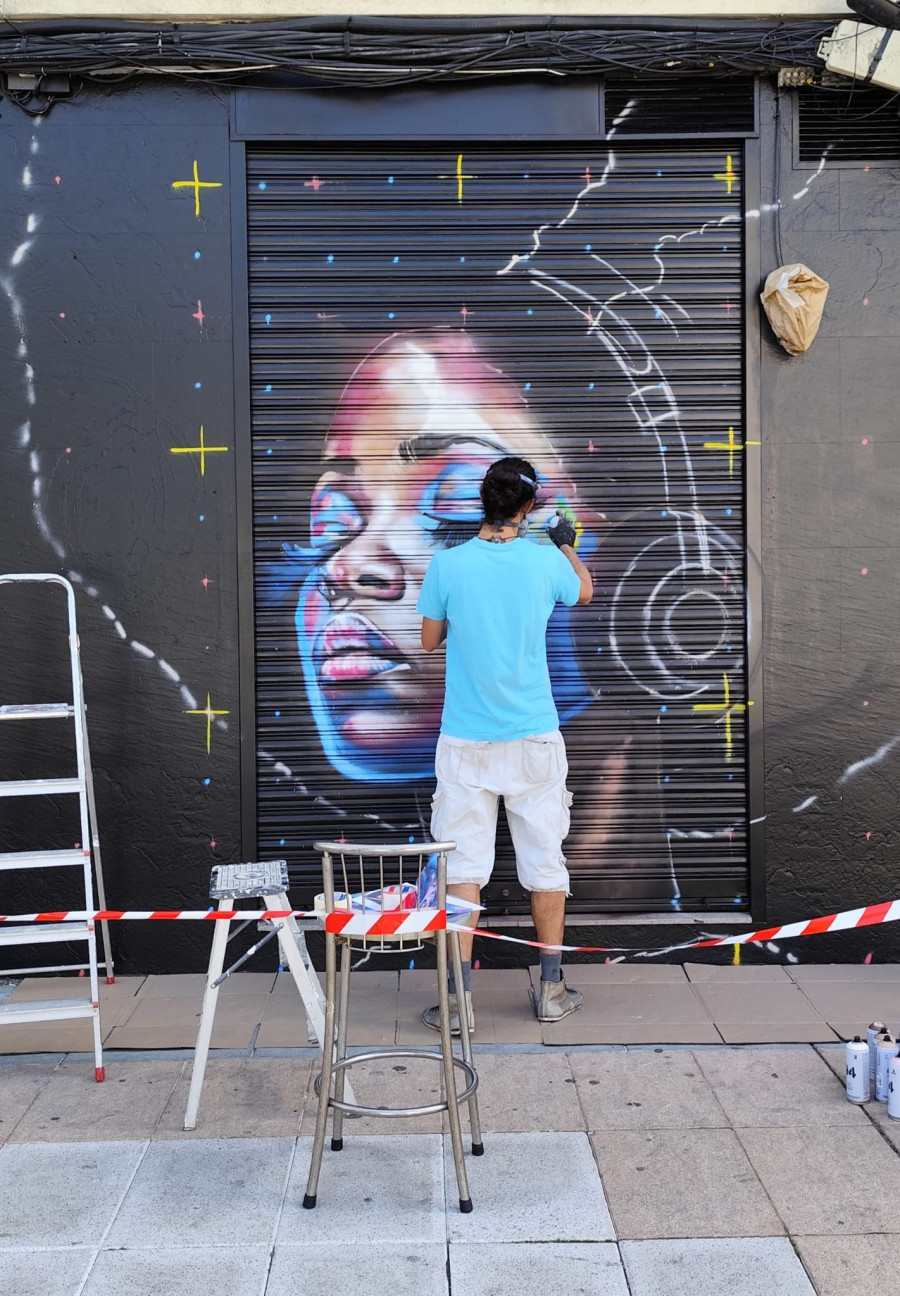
[{"left": 480, "top": 456, "right": 537, "bottom": 524}]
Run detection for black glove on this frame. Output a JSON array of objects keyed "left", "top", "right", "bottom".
[{"left": 547, "top": 510, "right": 577, "bottom": 549}]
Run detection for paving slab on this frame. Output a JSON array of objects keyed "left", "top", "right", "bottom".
[
  {"left": 620, "top": 1238, "right": 817, "bottom": 1296},
  {"left": 0, "top": 978, "right": 139, "bottom": 1052},
  {"left": 527, "top": 970, "right": 716, "bottom": 1046},
  {"left": 789, "top": 978, "right": 900, "bottom": 1028},
  {"left": 793, "top": 1234, "right": 900, "bottom": 1296},
  {"left": 0, "top": 1058, "right": 57, "bottom": 1143},
  {"left": 693, "top": 1046, "right": 866, "bottom": 1127},
  {"left": 736, "top": 1124, "right": 900, "bottom": 1234},
  {"left": 136, "top": 973, "right": 275, "bottom": 998},
  {"left": 82, "top": 1244, "right": 271, "bottom": 1296},
  {"left": 448, "top": 1241, "right": 629, "bottom": 1296},
  {"left": 0, "top": 1140, "right": 144, "bottom": 1246},
  {"left": 787, "top": 964, "right": 900, "bottom": 981},
  {"left": 0, "top": 1248, "right": 94, "bottom": 1296},
  {"left": 105, "top": 991, "right": 267, "bottom": 1050},
  {"left": 268, "top": 1242, "right": 448, "bottom": 1296},
  {"left": 258, "top": 970, "right": 397, "bottom": 1048},
  {"left": 569, "top": 1050, "right": 729, "bottom": 1130},
  {"left": 716, "top": 1022, "right": 839, "bottom": 1043},
  {"left": 590, "top": 1128, "right": 784, "bottom": 1240},
  {"left": 156, "top": 1056, "right": 311, "bottom": 1139},
  {"left": 278, "top": 1133, "right": 446, "bottom": 1243},
  {"left": 397, "top": 969, "right": 542, "bottom": 1046},
  {"left": 688, "top": 982, "right": 833, "bottom": 1035},
  {"left": 467, "top": 1052, "right": 584, "bottom": 1131},
  {"left": 106, "top": 1137, "right": 292, "bottom": 1247},
  {"left": 684, "top": 964, "right": 792, "bottom": 983},
  {"left": 445, "top": 1131, "right": 614, "bottom": 1243},
  {"left": 551, "top": 965, "right": 689, "bottom": 984},
  {"left": 10, "top": 1058, "right": 184, "bottom": 1142},
  {"left": 5, "top": 975, "right": 145, "bottom": 1003}
]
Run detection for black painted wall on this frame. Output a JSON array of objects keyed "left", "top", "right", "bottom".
[{"left": 0, "top": 75, "right": 898, "bottom": 972}]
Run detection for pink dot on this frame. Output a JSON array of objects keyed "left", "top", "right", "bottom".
[
  {"left": 867, "top": 831, "right": 872, "bottom": 840},
  {"left": 58, "top": 312, "right": 66, "bottom": 319},
  {"left": 863, "top": 700, "right": 869, "bottom": 707},
  {"left": 54, "top": 176, "right": 61, "bottom": 185},
  {"left": 862, "top": 438, "right": 869, "bottom": 445},
  {"left": 864, "top": 951, "right": 873, "bottom": 963},
  {"left": 863, "top": 298, "right": 869, "bottom": 306},
  {"left": 865, "top": 166, "right": 870, "bottom": 172},
  {"left": 65, "top": 447, "right": 71, "bottom": 454},
  {"left": 210, "top": 840, "right": 216, "bottom": 849},
  {"left": 861, "top": 567, "right": 868, "bottom": 575}
]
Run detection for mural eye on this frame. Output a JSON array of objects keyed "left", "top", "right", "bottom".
[
  {"left": 309, "top": 488, "right": 363, "bottom": 551},
  {"left": 420, "top": 463, "right": 483, "bottom": 524}
]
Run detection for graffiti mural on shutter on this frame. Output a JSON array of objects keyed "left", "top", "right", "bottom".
[{"left": 249, "top": 144, "right": 747, "bottom": 913}]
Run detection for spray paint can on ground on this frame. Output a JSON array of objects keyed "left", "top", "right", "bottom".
[
  {"left": 846, "top": 1037, "right": 871, "bottom": 1104},
  {"left": 888, "top": 1053, "right": 900, "bottom": 1121},
  {"left": 876, "top": 1032, "right": 895, "bottom": 1103},
  {"left": 868, "top": 1021, "right": 887, "bottom": 1088}
]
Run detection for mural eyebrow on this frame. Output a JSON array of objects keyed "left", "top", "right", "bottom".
[{"left": 397, "top": 433, "right": 506, "bottom": 463}]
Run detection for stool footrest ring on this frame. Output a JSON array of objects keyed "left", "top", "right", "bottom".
[{"left": 314, "top": 1047, "right": 478, "bottom": 1118}]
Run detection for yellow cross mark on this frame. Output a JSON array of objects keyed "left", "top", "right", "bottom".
[
  {"left": 170, "top": 426, "right": 228, "bottom": 476},
  {"left": 703, "top": 427, "right": 761, "bottom": 477},
  {"left": 693, "top": 673, "right": 753, "bottom": 762},
  {"left": 439, "top": 153, "right": 476, "bottom": 204},
  {"left": 714, "top": 154, "right": 738, "bottom": 196},
  {"left": 172, "top": 160, "right": 223, "bottom": 218},
  {"left": 185, "top": 694, "right": 229, "bottom": 756}
]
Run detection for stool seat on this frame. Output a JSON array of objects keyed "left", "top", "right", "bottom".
[{"left": 303, "top": 839, "right": 483, "bottom": 1214}]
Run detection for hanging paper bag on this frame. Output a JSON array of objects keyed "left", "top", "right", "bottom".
[{"left": 760, "top": 263, "right": 829, "bottom": 355}]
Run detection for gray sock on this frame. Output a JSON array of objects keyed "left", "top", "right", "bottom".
[
  {"left": 448, "top": 960, "right": 472, "bottom": 995},
  {"left": 540, "top": 953, "right": 562, "bottom": 983}
]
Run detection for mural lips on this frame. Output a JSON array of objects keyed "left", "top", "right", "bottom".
[{"left": 316, "top": 611, "right": 409, "bottom": 684}]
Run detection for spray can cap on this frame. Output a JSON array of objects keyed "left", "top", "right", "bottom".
[
  {"left": 870, "top": 1021, "right": 887, "bottom": 1031},
  {"left": 853, "top": 1035, "right": 863, "bottom": 1042}
]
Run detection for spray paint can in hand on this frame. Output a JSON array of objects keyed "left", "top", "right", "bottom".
[
  {"left": 876, "top": 1032, "right": 895, "bottom": 1103},
  {"left": 868, "top": 1021, "right": 887, "bottom": 1088},
  {"left": 846, "top": 1036, "right": 871, "bottom": 1104},
  {"left": 888, "top": 1052, "right": 900, "bottom": 1121}
]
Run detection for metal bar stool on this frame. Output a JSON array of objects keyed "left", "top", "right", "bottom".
[{"left": 303, "top": 840, "right": 483, "bottom": 1214}]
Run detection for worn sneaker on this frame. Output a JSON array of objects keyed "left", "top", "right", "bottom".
[
  {"left": 536, "top": 976, "right": 584, "bottom": 1023},
  {"left": 421, "top": 990, "right": 475, "bottom": 1037}
]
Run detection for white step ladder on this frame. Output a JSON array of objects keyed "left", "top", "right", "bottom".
[
  {"left": 183, "top": 860, "right": 352, "bottom": 1129},
  {"left": 0, "top": 573, "right": 114, "bottom": 1082}
]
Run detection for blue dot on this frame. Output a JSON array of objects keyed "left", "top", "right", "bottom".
[
  {"left": 265, "top": 384, "right": 272, "bottom": 393},
  {"left": 726, "top": 644, "right": 733, "bottom": 652},
  {"left": 326, "top": 254, "right": 334, "bottom": 263},
  {"left": 266, "top": 447, "right": 273, "bottom": 455},
  {"left": 523, "top": 173, "right": 530, "bottom": 179},
  {"left": 193, "top": 250, "right": 201, "bottom": 260},
  {"left": 272, "top": 515, "right": 278, "bottom": 521},
  {"left": 660, "top": 705, "right": 667, "bottom": 713},
  {"left": 393, "top": 256, "right": 399, "bottom": 264},
  {"left": 585, "top": 244, "right": 592, "bottom": 251},
  {"left": 733, "top": 896, "right": 742, "bottom": 904},
  {"left": 388, "top": 176, "right": 394, "bottom": 184},
  {"left": 265, "top": 314, "right": 272, "bottom": 326},
  {"left": 409, "top": 959, "right": 415, "bottom": 969},
  {"left": 280, "top": 838, "right": 286, "bottom": 846},
  {"left": 664, "top": 775, "right": 670, "bottom": 783},
  {"left": 388, "top": 312, "right": 395, "bottom": 319},
  {"left": 408, "top": 835, "right": 415, "bottom": 843},
  {"left": 194, "top": 381, "right": 202, "bottom": 389},
  {"left": 656, "top": 170, "right": 662, "bottom": 177},
  {"left": 199, "top": 514, "right": 205, "bottom": 522},
  {"left": 723, "top": 245, "right": 728, "bottom": 252},
  {"left": 654, "top": 310, "right": 663, "bottom": 319},
  {"left": 258, "top": 181, "right": 267, "bottom": 190},
  {"left": 725, "top": 507, "right": 733, "bottom": 516},
  {"left": 274, "top": 710, "right": 281, "bottom": 717},
  {"left": 524, "top": 382, "right": 531, "bottom": 391},
  {"left": 460, "top": 256, "right": 466, "bottom": 264},
  {"left": 660, "top": 445, "right": 667, "bottom": 453},
  {"left": 588, "top": 382, "right": 595, "bottom": 390},
  {"left": 526, "top": 309, "right": 534, "bottom": 316},
  {"left": 661, "top": 509, "right": 667, "bottom": 517},
  {"left": 596, "top": 646, "right": 603, "bottom": 654},
  {"left": 728, "top": 773, "right": 734, "bottom": 780},
  {"left": 203, "top": 777, "right": 211, "bottom": 786}
]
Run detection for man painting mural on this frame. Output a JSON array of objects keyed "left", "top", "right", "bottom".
[{"left": 417, "top": 454, "right": 594, "bottom": 1033}]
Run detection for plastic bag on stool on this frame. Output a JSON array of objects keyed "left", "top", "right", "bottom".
[{"left": 760, "top": 263, "right": 829, "bottom": 355}]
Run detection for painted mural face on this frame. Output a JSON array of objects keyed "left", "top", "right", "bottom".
[{"left": 296, "top": 331, "right": 595, "bottom": 782}]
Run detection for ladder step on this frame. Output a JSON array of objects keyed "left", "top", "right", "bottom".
[
  {"left": 0, "top": 999, "right": 97, "bottom": 1024},
  {"left": 0, "top": 922, "right": 94, "bottom": 947},
  {"left": 0, "top": 849, "right": 86, "bottom": 871},
  {"left": 0, "top": 778, "right": 84, "bottom": 797},
  {"left": 0, "top": 704, "right": 74, "bottom": 720}
]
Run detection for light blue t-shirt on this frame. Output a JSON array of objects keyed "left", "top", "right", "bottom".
[{"left": 417, "top": 537, "right": 581, "bottom": 741}]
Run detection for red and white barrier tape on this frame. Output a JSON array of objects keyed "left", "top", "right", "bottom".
[{"left": 0, "top": 897, "right": 898, "bottom": 953}]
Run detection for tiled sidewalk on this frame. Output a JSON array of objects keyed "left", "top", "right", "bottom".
[
  {"left": 2, "top": 961, "right": 899, "bottom": 1053},
  {"left": 0, "top": 1042, "right": 899, "bottom": 1295}
]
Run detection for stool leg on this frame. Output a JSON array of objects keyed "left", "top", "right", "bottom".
[
  {"left": 304, "top": 928, "right": 338, "bottom": 1208},
  {"left": 183, "top": 898, "right": 231, "bottom": 1130},
  {"left": 330, "top": 940, "right": 352, "bottom": 1151},
  {"left": 450, "top": 928, "right": 483, "bottom": 1156},
  {"left": 437, "top": 927, "right": 473, "bottom": 1213}
]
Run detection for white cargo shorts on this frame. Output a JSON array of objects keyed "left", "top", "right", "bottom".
[{"left": 430, "top": 729, "right": 573, "bottom": 892}]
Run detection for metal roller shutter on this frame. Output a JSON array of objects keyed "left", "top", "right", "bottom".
[{"left": 248, "top": 142, "right": 748, "bottom": 914}]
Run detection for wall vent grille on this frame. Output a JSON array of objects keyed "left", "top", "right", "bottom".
[
  {"left": 605, "top": 76, "right": 756, "bottom": 135},
  {"left": 797, "top": 85, "right": 900, "bottom": 163}
]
